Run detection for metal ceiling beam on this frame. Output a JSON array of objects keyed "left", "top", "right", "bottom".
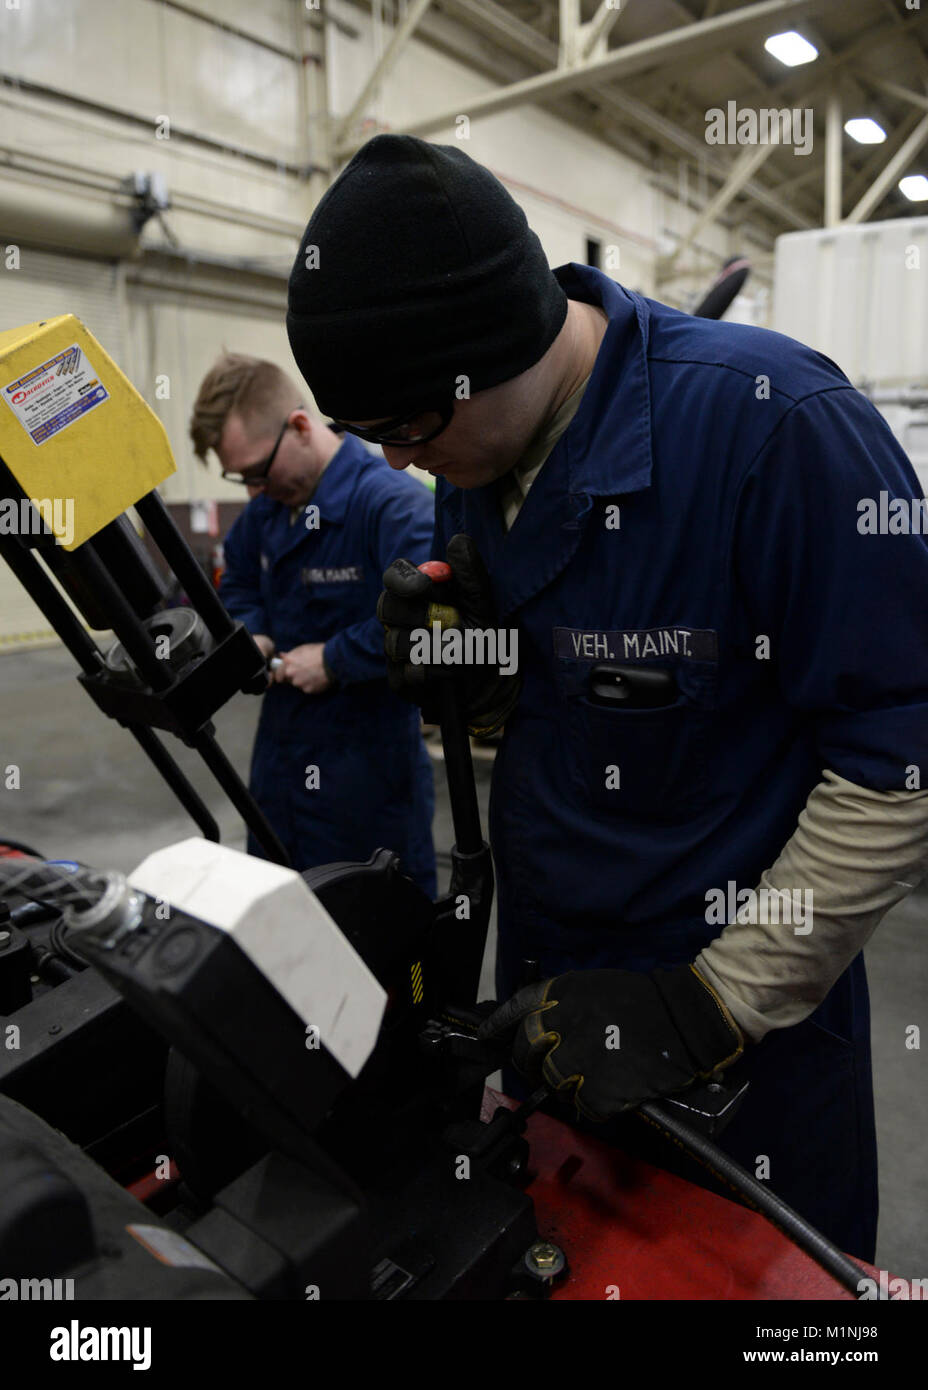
[
  {"left": 442, "top": 0, "right": 553, "bottom": 64},
  {"left": 407, "top": 1, "right": 666, "bottom": 170},
  {"left": 596, "top": 84, "right": 812, "bottom": 228},
  {"left": 769, "top": 162, "right": 823, "bottom": 195},
  {"left": 435, "top": 0, "right": 819, "bottom": 228},
  {"left": 864, "top": 75, "right": 928, "bottom": 115},
  {"left": 558, "top": 0, "right": 580, "bottom": 67},
  {"left": 339, "top": 0, "right": 840, "bottom": 154},
  {"left": 843, "top": 106, "right": 923, "bottom": 204},
  {"left": 443, "top": 0, "right": 821, "bottom": 228},
  {"left": 583, "top": 12, "right": 837, "bottom": 229},
  {"left": 335, "top": 0, "right": 434, "bottom": 150},
  {"left": 560, "top": 0, "right": 629, "bottom": 65},
  {"left": 368, "top": 0, "right": 816, "bottom": 233},
  {"left": 824, "top": 83, "right": 842, "bottom": 226},
  {"left": 764, "top": 12, "right": 926, "bottom": 96},
  {"left": 663, "top": 138, "right": 780, "bottom": 265},
  {"left": 597, "top": 0, "right": 825, "bottom": 228},
  {"left": 731, "top": 66, "right": 885, "bottom": 207},
  {"left": 845, "top": 111, "right": 928, "bottom": 223},
  {"left": 654, "top": 0, "right": 808, "bottom": 100},
  {"left": 579, "top": 0, "right": 627, "bottom": 60},
  {"left": 654, "top": 20, "right": 898, "bottom": 222}
]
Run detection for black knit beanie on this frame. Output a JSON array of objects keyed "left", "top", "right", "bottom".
[{"left": 286, "top": 134, "right": 569, "bottom": 420}]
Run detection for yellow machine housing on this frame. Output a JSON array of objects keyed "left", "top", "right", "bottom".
[{"left": 0, "top": 315, "right": 175, "bottom": 550}]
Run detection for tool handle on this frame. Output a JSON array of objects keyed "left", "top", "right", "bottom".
[
  {"left": 417, "top": 561, "right": 483, "bottom": 856},
  {"left": 418, "top": 560, "right": 452, "bottom": 583},
  {"left": 419, "top": 559, "right": 462, "bottom": 631}
]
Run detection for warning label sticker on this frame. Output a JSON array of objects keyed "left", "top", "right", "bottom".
[{"left": 2, "top": 343, "right": 110, "bottom": 445}]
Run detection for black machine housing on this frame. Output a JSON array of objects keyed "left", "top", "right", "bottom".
[{"left": 0, "top": 457, "right": 540, "bottom": 1300}]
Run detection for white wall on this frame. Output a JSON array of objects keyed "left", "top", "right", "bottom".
[
  {"left": 0, "top": 0, "right": 314, "bottom": 268},
  {"left": 0, "top": 0, "right": 769, "bottom": 512}
]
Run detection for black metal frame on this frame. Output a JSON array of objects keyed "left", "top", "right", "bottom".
[{"left": 0, "top": 455, "right": 290, "bottom": 865}]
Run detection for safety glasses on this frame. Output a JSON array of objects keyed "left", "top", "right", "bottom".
[
  {"left": 221, "top": 416, "right": 292, "bottom": 486},
  {"left": 329, "top": 402, "right": 454, "bottom": 447}
]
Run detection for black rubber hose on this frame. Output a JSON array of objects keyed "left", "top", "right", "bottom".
[
  {"left": 639, "top": 1099, "right": 871, "bottom": 1298},
  {"left": 48, "top": 916, "right": 89, "bottom": 969}
]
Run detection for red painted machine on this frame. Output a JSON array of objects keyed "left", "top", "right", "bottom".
[{"left": 480, "top": 1092, "right": 881, "bottom": 1300}]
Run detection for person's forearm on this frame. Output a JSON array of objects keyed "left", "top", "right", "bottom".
[
  {"left": 324, "top": 617, "right": 392, "bottom": 686},
  {"left": 217, "top": 539, "right": 268, "bottom": 639},
  {"left": 695, "top": 770, "right": 928, "bottom": 1042}
]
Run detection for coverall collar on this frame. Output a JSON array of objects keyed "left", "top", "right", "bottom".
[
  {"left": 308, "top": 431, "right": 370, "bottom": 524},
  {"left": 548, "top": 262, "right": 654, "bottom": 499},
  {"left": 437, "top": 263, "right": 653, "bottom": 517},
  {"left": 435, "top": 263, "right": 654, "bottom": 618},
  {"left": 247, "top": 432, "right": 369, "bottom": 570}
]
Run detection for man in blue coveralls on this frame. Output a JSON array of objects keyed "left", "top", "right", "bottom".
[
  {"left": 283, "top": 136, "right": 928, "bottom": 1260},
  {"left": 190, "top": 352, "right": 436, "bottom": 896}
]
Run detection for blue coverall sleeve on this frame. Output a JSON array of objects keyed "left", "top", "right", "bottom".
[
  {"left": 323, "top": 476, "right": 436, "bottom": 684},
  {"left": 218, "top": 508, "right": 269, "bottom": 636},
  {"left": 733, "top": 386, "right": 928, "bottom": 790}
]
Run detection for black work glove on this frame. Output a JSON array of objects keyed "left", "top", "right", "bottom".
[
  {"left": 377, "top": 533, "right": 521, "bottom": 735},
  {"left": 478, "top": 965, "right": 744, "bottom": 1122}
]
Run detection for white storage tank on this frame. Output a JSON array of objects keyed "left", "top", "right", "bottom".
[{"left": 773, "top": 217, "right": 928, "bottom": 494}]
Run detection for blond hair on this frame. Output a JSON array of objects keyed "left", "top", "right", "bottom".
[{"left": 190, "top": 352, "right": 305, "bottom": 461}]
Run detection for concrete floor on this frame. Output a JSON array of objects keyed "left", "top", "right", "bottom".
[{"left": 1, "top": 644, "right": 925, "bottom": 1277}]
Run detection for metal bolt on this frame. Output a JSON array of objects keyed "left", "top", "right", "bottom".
[
  {"left": 48, "top": 1024, "right": 61, "bottom": 1036},
  {"left": 0, "top": 930, "right": 10, "bottom": 949},
  {"left": 525, "top": 1240, "right": 565, "bottom": 1276}
]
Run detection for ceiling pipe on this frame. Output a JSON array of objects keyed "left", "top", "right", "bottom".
[{"left": 0, "top": 179, "right": 140, "bottom": 258}]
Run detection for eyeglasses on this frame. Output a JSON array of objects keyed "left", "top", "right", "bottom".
[
  {"left": 329, "top": 403, "right": 454, "bottom": 447},
  {"left": 221, "top": 416, "right": 292, "bottom": 486}
]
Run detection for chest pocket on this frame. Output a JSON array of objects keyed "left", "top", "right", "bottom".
[
  {"left": 299, "top": 566, "right": 368, "bottom": 628},
  {"left": 559, "top": 653, "right": 718, "bottom": 824}
]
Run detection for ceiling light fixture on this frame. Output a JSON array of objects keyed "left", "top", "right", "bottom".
[
  {"left": 764, "top": 31, "right": 818, "bottom": 67},
  {"left": 899, "top": 174, "right": 928, "bottom": 201},
  {"left": 845, "top": 118, "right": 887, "bottom": 144}
]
